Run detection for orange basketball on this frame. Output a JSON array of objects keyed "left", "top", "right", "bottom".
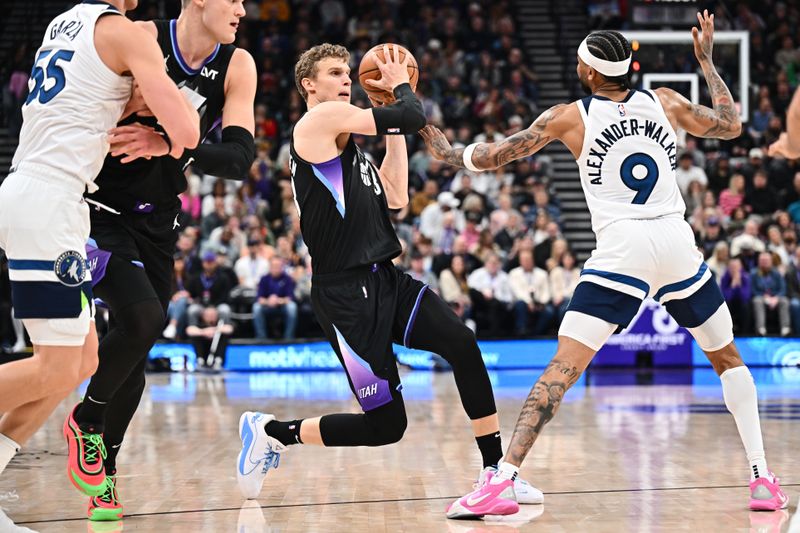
[{"left": 358, "top": 43, "right": 419, "bottom": 105}]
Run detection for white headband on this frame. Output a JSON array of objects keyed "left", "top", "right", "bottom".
[{"left": 578, "top": 37, "right": 631, "bottom": 77}]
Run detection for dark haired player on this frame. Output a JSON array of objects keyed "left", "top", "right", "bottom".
[
  {"left": 423, "top": 15, "right": 787, "bottom": 518},
  {"left": 235, "top": 43, "right": 542, "bottom": 506},
  {"left": 64, "top": 0, "right": 256, "bottom": 521}
]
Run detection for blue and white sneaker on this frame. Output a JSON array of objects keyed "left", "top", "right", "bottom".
[{"left": 236, "top": 412, "right": 286, "bottom": 499}]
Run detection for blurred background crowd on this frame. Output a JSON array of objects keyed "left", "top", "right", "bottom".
[{"left": 2, "top": 0, "right": 800, "bottom": 351}]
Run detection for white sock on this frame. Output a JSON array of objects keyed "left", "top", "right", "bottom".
[
  {"left": 720, "top": 366, "right": 769, "bottom": 481},
  {"left": 0, "top": 433, "right": 20, "bottom": 476},
  {"left": 491, "top": 461, "right": 519, "bottom": 484}
]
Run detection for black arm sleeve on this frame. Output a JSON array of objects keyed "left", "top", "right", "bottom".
[
  {"left": 371, "top": 83, "right": 427, "bottom": 135},
  {"left": 179, "top": 126, "right": 255, "bottom": 180}
]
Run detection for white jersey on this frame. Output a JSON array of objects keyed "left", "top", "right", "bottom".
[
  {"left": 575, "top": 89, "right": 684, "bottom": 233},
  {"left": 11, "top": 2, "right": 132, "bottom": 192}
]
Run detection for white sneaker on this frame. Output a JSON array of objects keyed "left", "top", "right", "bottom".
[
  {"left": 0, "top": 508, "right": 38, "bottom": 532},
  {"left": 236, "top": 412, "right": 286, "bottom": 499},
  {"left": 477, "top": 466, "right": 544, "bottom": 504},
  {"left": 162, "top": 324, "right": 176, "bottom": 340}
]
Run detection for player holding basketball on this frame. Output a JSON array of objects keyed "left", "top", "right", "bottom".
[
  {"left": 234, "top": 44, "right": 542, "bottom": 505},
  {"left": 422, "top": 12, "right": 788, "bottom": 518},
  {"left": 63, "top": 0, "right": 255, "bottom": 521},
  {"left": 0, "top": 0, "right": 198, "bottom": 515}
]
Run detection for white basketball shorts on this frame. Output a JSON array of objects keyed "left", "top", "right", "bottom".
[
  {"left": 0, "top": 166, "right": 93, "bottom": 346},
  {"left": 560, "top": 215, "right": 731, "bottom": 351}
]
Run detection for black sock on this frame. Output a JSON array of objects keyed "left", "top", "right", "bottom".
[
  {"left": 104, "top": 442, "right": 122, "bottom": 475},
  {"left": 265, "top": 420, "right": 303, "bottom": 446},
  {"left": 475, "top": 431, "right": 503, "bottom": 468},
  {"left": 75, "top": 396, "right": 108, "bottom": 433}
]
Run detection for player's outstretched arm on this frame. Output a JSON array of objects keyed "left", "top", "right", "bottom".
[
  {"left": 420, "top": 104, "right": 570, "bottom": 171},
  {"left": 657, "top": 10, "right": 741, "bottom": 140},
  {"left": 96, "top": 15, "right": 200, "bottom": 153}
]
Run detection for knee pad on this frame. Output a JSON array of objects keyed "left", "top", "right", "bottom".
[
  {"left": 365, "top": 402, "right": 408, "bottom": 445},
  {"left": 558, "top": 311, "right": 617, "bottom": 352},
  {"left": 687, "top": 304, "right": 734, "bottom": 352}
]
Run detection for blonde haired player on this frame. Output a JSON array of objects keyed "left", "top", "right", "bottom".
[
  {"left": 422, "top": 11, "right": 787, "bottom": 518},
  {"left": 0, "top": 0, "right": 199, "bottom": 520},
  {"left": 235, "top": 43, "right": 542, "bottom": 507}
]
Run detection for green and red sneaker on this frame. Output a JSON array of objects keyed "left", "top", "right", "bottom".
[
  {"left": 63, "top": 404, "right": 107, "bottom": 497},
  {"left": 88, "top": 474, "right": 123, "bottom": 521}
]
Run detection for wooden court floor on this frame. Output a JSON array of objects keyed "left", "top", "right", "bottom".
[{"left": 0, "top": 368, "right": 798, "bottom": 532}]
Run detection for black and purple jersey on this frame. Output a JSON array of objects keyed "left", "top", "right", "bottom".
[{"left": 288, "top": 134, "right": 401, "bottom": 275}]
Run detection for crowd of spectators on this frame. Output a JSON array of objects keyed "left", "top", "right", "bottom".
[{"left": 3, "top": 1, "right": 800, "bottom": 350}]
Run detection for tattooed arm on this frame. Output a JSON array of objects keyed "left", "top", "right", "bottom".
[
  {"left": 656, "top": 10, "right": 741, "bottom": 140},
  {"left": 419, "top": 104, "right": 572, "bottom": 170},
  {"left": 505, "top": 359, "right": 582, "bottom": 466}
]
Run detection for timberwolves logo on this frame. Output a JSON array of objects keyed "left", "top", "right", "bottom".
[{"left": 54, "top": 250, "right": 86, "bottom": 287}]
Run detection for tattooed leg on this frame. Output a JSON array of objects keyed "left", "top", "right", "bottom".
[{"left": 505, "top": 338, "right": 596, "bottom": 466}]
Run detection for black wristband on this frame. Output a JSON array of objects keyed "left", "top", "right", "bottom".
[
  {"left": 372, "top": 84, "right": 426, "bottom": 135},
  {"left": 392, "top": 82, "right": 414, "bottom": 99}
]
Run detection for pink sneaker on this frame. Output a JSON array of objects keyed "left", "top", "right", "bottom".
[
  {"left": 446, "top": 470, "right": 519, "bottom": 519},
  {"left": 749, "top": 472, "right": 789, "bottom": 511}
]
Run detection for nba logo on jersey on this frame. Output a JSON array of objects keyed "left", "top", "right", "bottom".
[
  {"left": 54, "top": 250, "right": 87, "bottom": 287},
  {"left": 618, "top": 103, "right": 626, "bottom": 117}
]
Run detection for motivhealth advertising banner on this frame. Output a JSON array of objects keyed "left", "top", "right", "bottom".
[{"left": 149, "top": 299, "right": 800, "bottom": 370}]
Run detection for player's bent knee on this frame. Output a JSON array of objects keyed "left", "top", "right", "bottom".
[
  {"left": 687, "top": 304, "right": 734, "bottom": 353},
  {"left": 365, "top": 404, "right": 408, "bottom": 445},
  {"left": 78, "top": 354, "right": 99, "bottom": 382},
  {"left": 117, "top": 299, "right": 165, "bottom": 347},
  {"left": 33, "top": 344, "right": 84, "bottom": 392},
  {"left": 376, "top": 415, "right": 407, "bottom": 445},
  {"left": 79, "top": 344, "right": 99, "bottom": 381}
]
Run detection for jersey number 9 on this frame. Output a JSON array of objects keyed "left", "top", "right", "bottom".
[
  {"left": 25, "top": 49, "right": 74, "bottom": 106},
  {"left": 620, "top": 152, "right": 659, "bottom": 205}
]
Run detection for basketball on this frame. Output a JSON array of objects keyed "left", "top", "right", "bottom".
[{"left": 358, "top": 43, "right": 419, "bottom": 105}]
